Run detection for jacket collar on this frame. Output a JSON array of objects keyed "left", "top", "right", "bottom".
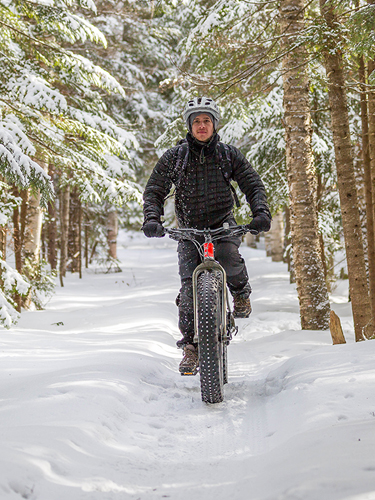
[{"left": 186, "top": 132, "right": 219, "bottom": 158}]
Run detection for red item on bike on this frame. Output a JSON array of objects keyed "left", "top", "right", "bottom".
[{"left": 204, "top": 242, "right": 214, "bottom": 259}]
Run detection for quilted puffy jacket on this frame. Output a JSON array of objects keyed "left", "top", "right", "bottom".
[{"left": 143, "top": 132, "right": 271, "bottom": 230}]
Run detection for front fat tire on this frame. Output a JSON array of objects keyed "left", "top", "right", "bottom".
[
  {"left": 197, "top": 271, "right": 224, "bottom": 403},
  {"left": 223, "top": 341, "right": 228, "bottom": 385}
]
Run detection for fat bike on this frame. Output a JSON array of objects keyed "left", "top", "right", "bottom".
[{"left": 165, "top": 224, "right": 255, "bottom": 404}]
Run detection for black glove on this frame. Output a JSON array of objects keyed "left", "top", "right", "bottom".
[
  {"left": 246, "top": 212, "right": 271, "bottom": 235},
  {"left": 142, "top": 220, "right": 165, "bottom": 238}
]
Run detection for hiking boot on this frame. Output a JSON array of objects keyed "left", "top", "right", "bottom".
[
  {"left": 179, "top": 344, "right": 198, "bottom": 376},
  {"left": 233, "top": 295, "right": 252, "bottom": 318}
]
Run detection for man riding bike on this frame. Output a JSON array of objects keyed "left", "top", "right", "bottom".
[{"left": 142, "top": 97, "right": 271, "bottom": 374}]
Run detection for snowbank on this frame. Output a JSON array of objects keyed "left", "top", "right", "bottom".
[{"left": 1, "top": 232, "right": 374, "bottom": 500}]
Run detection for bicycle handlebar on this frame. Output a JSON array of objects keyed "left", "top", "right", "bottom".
[{"left": 164, "top": 224, "right": 258, "bottom": 242}]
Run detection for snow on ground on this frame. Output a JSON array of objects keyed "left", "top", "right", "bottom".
[{"left": 1, "top": 232, "right": 375, "bottom": 500}]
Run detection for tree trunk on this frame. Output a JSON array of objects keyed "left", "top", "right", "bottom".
[
  {"left": 59, "top": 184, "right": 70, "bottom": 287},
  {"left": 283, "top": 204, "right": 295, "bottom": 283},
  {"left": 22, "top": 161, "right": 48, "bottom": 309},
  {"left": 84, "top": 206, "right": 89, "bottom": 269},
  {"left": 0, "top": 177, "right": 6, "bottom": 261},
  {"left": 320, "top": 0, "right": 373, "bottom": 340},
  {"left": 107, "top": 209, "right": 118, "bottom": 260},
  {"left": 265, "top": 211, "right": 284, "bottom": 262},
  {"left": 47, "top": 166, "right": 57, "bottom": 270},
  {"left": 0, "top": 224, "right": 5, "bottom": 293},
  {"left": 368, "top": 60, "right": 375, "bottom": 254},
  {"left": 280, "top": 0, "right": 330, "bottom": 329},
  {"left": 245, "top": 232, "right": 257, "bottom": 248},
  {"left": 359, "top": 57, "right": 375, "bottom": 318},
  {"left": 78, "top": 200, "right": 82, "bottom": 279},
  {"left": 23, "top": 189, "right": 43, "bottom": 263},
  {"left": 68, "top": 187, "right": 81, "bottom": 274},
  {"left": 19, "top": 190, "right": 29, "bottom": 255},
  {"left": 47, "top": 200, "right": 57, "bottom": 270},
  {"left": 0, "top": 225, "right": 6, "bottom": 260},
  {"left": 12, "top": 188, "right": 22, "bottom": 312}
]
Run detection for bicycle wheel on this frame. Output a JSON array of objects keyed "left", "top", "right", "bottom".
[
  {"left": 223, "top": 341, "right": 228, "bottom": 385},
  {"left": 196, "top": 270, "right": 225, "bottom": 403}
]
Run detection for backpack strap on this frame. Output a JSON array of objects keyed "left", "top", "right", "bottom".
[
  {"left": 217, "top": 143, "right": 241, "bottom": 208},
  {"left": 168, "top": 140, "right": 240, "bottom": 208}
]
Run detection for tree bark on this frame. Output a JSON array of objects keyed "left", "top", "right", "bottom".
[
  {"left": 68, "top": 187, "right": 81, "bottom": 274},
  {"left": 0, "top": 225, "right": 6, "bottom": 260},
  {"left": 0, "top": 225, "right": 5, "bottom": 293},
  {"left": 84, "top": 206, "right": 89, "bottom": 269},
  {"left": 0, "top": 176, "right": 6, "bottom": 261},
  {"left": 265, "top": 211, "right": 284, "bottom": 262},
  {"left": 78, "top": 199, "right": 82, "bottom": 279},
  {"left": 245, "top": 232, "right": 257, "bottom": 248},
  {"left": 47, "top": 200, "right": 57, "bottom": 270},
  {"left": 368, "top": 60, "right": 375, "bottom": 252},
  {"left": 12, "top": 187, "right": 22, "bottom": 312},
  {"left": 47, "top": 166, "right": 57, "bottom": 270},
  {"left": 283, "top": 204, "right": 295, "bottom": 283},
  {"left": 280, "top": 0, "right": 330, "bottom": 329},
  {"left": 359, "top": 57, "right": 375, "bottom": 318},
  {"left": 59, "top": 184, "right": 70, "bottom": 287},
  {"left": 22, "top": 161, "right": 48, "bottom": 309},
  {"left": 19, "top": 190, "right": 29, "bottom": 257},
  {"left": 107, "top": 209, "right": 118, "bottom": 260},
  {"left": 23, "top": 189, "right": 43, "bottom": 263},
  {"left": 320, "top": 0, "right": 373, "bottom": 340}
]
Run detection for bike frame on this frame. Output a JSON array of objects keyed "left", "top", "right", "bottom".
[
  {"left": 165, "top": 223, "right": 249, "bottom": 345},
  {"left": 164, "top": 223, "right": 256, "bottom": 400}
]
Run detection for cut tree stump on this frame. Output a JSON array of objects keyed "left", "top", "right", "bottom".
[{"left": 329, "top": 310, "right": 346, "bottom": 344}]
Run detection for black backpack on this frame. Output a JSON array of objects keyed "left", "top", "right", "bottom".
[{"left": 171, "top": 140, "right": 240, "bottom": 207}]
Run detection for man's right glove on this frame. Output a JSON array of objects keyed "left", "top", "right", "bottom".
[
  {"left": 246, "top": 212, "right": 272, "bottom": 235},
  {"left": 142, "top": 220, "right": 165, "bottom": 238}
]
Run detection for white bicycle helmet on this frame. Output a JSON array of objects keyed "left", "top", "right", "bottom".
[{"left": 182, "top": 97, "right": 221, "bottom": 127}]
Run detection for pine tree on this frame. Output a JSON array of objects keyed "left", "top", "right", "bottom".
[
  {"left": 319, "top": 0, "right": 373, "bottom": 340},
  {"left": 279, "top": 0, "right": 330, "bottom": 329},
  {"left": 0, "top": 0, "right": 141, "bottom": 325},
  {"left": 161, "top": 0, "right": 335, "bottom": 329}
]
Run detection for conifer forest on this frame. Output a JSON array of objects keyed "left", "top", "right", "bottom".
[{"left": 1, "top": 0, "right": 375, "bottom": 338}]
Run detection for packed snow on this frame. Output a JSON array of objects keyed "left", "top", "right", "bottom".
[{"left": 1, "top": 232, "right": 375, "bottom": 500}]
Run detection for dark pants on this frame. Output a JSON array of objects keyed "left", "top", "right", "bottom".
[{"left": 176, "top": 237, "right": 251, "bottom": 348}]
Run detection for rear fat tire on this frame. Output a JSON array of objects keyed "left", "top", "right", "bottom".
[{"left": 196, "top": 271, "right": 225, "bottom": 403}]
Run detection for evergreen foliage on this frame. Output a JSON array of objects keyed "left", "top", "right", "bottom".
[
  {"left": 161, "top": 0, "right": 372, "bottom": 276},
  {"left": 0, "top": 0, "right": 142, "bottom": 326},
  {"left": 0, "top": 0, "right": 374, "bottom": 329},
  {"left": 0, "top": 0, "right": 141, "bottom": 206}
]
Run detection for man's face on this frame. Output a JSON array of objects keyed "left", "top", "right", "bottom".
[{"left": 191, "top": 114, "right": 214, "bottom": 142}]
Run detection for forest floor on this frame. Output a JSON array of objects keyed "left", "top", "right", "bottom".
[{"left": 1, "top": 232, "right": 375, "bottom": 500}]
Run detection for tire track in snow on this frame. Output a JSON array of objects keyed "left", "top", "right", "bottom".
[
  {"left": 225, "top": 377, "right": 270, "bottom": 457},
  {"left": 173, "top": 368, "right": 271, "bottom": 469}
]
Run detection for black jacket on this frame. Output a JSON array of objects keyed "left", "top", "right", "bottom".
[{"left": 143, "top": 132, "right": 271, "bottom": 229}]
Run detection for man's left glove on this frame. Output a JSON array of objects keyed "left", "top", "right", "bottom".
[
  {"left": 142, "top": 220, "right": 165, "bottom": 238},
  {"left": 246, "top": 212, "right": 272, "bottom": 235}
]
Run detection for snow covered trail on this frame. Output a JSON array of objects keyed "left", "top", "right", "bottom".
[{"left": 1, "top": 232, "right": 375, "bottom": 500}]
